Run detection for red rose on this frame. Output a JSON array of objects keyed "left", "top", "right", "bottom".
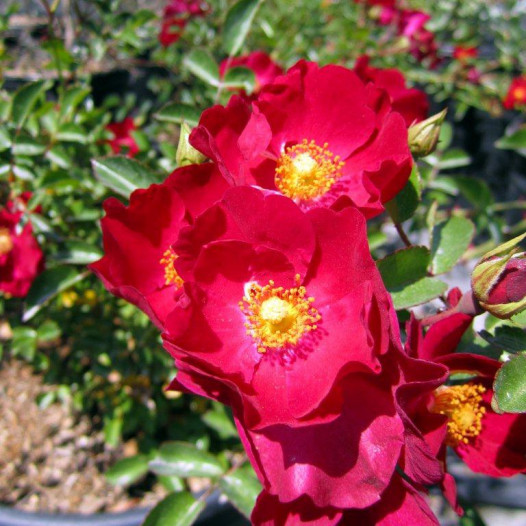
[
  {"left": 0, "top": 195, "right": 44, "bottom": 298},
  {"left": 354, "top": 56, "right": 429, "bottom": 126},
  {"left": 106, "top": 117, "right": 140, "bottom": 158},
  {"left": 190, "top": 61, "right": 412, "bottom": 218},
  {"left": 162, "top": 186, "right": 445, "bottom": 510},
  {"left": 89, "top": 163, "right": 228, "bottom": 328},
  {"left": 504, "top": 76, "right": 526, "bottom": 110},
  {"left": 219, "top": 51, "right": 283, "bottom": 97},
  {"left": 251, "top": 472, "right": 439, "bottom": 526},
  {"left": 406, "top": 312, "right": 526, "bottom": 484}
]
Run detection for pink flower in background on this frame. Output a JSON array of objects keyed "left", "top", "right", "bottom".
[{"left": 106, "top": 117, "right": 139, "bottom": 158}]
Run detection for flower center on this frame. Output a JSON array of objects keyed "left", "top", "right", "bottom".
[
  {"left": 160, "top": 248, "right": 184, "bottom": 288},
  {"left": 512, "top": 86, "right": 526, "bottom": 103},
  {"left": 431, "top": 384, "right": 487, "bottom": 447},
  {"left": 0, "top": 228, "right": 13, "bottom": 255},
  {"left": 239, "top": 275, "right": 321, "bottom": 353},
  {"left": 275, "top": 139, "right": 344, "bottom": 201}
]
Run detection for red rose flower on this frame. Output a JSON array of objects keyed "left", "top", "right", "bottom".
[
  {"left": 219, "top": 51, "right": 283, "bottom": 98},
  {"left": 161, "top": 186, "right": 446, "bottom": 510},
  {"left": 190, "top": 61, "right": 412, "bottom": 218},
  {"left": 0, "top": 195, "right": 44, "bottom": 298},
  {"left": 406, "top": 312, "right": 526, "bottom": 480},
  {"left": 106, "top": 117, "right": 139, "bottom": 158},
  {"left": 354, "top": 56, "right": 429, "bottom": 126},
  {"left": 504, "top": 75, "right": 526, "bottom": 110},
  {"left": 453, "top": 46, "right": 478, "bottom": 62},
  {"left": 159, "top": 0, "right": 209, "bottom": 47},
  {"left": 89, "top": 163, "right": 228, "bottom": 328},
  {"left": 251, "top": 472, "right": 439, "bottom": 526}
]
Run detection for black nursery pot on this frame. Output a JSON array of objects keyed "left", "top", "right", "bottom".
[{"left": 0, "top": 492, "right": 249, "bottom": 526}]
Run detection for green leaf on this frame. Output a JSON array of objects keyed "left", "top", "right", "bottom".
[
  {"left": 458, "top": 499, "right": 487, "bottom": 526},
  {"left": 0, "top": 127, "right": 11, "bottom": 151},
  {"left": 385, "top": 164, "right": 421, "bottom": 223},
  {"left": 105, "top": 455, "right": 150, "bottom": 487},
  {"left": 430, "top": 216, "right": 475, "bottom": 274},
  {"left": 23, "top": 267, "right": 87, "bottom": 321},
  {"left": 36, "top": 320, "right": 61, "bottom": 342},
  {"left": 388, "top": 277, "right": 448, "bottom": 310},
  {"left": 377, "top": 246, "right": 430, "bottom": 289},
  {"left": 143, "top": 492, "right": 205, "bottom": 526},
  {"left": 479, "top": 325, "right": 526, "bottom": 353},
  {"left": 430, "top": 175, "right": 493, "bottom": 210},
  {"left": 11, "top": 327, "right": 38, "bottom": 360},
  {"left": 496, "top": 128, "right": 526, "bottom": 152},
  {"left": 223, "top": 0, "right": 261, "bottom": 56},
  {"left": 202, "top": 403, "right": 238, "bottom": 439},
  {"left": 103, "top": 413, "right": 123, "bottom": 447},
  {"left": 493, "top": 353, "right": 526, "bottom": 413},
  {"left": 219, "top": 463, "right": 261, "bottom": 518},
  {"left": 435, "top": 148, "right": 471, "bottom": 170},
  {"left": 155, "top": 103, "right": 201, "bottom": 127},
  {"left": 56, "top": 123, "right": 88, "bottom": 143},
  {"left": 59, "top": 86, "right": 90, "bottom": 120},
  {"left": 149, "top": 441, "right": 225, "bottom": 478},
  {"left": 46, "top": 145, "right": 72, "bottom": 169},
  {"left": 158, "top": 476, "right": 185, "bottom": 493},
  {"left": 91, "top": 156, "right": 160, "bottom": 198},
  {"left": 12, "top": 80, "right": 49, "bottom": 128},
  {"left": 12, "top": 136, "right": 46, "bottom": 156},
  {"left": 183, "top": 50, "right": 220, "bottom": 87},
  {"left": 53, "top": 241, "right": 103, "bottom": 264},
  {"left": 222, "top": 66, "right": 256, "bottom": 92},
  {"left": 377, "top": 247, "right": 448, "bottom": 309}
]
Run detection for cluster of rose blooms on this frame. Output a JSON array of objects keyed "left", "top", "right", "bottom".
[{"left": 91, "top": 54, "right": 526, "bottom": 525}]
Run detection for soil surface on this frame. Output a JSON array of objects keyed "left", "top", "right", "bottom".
[{"left": 0, "top": 359, "right": 165, "bottom": 513}]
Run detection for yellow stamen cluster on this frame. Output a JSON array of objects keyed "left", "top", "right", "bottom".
[
  {"left": 275, "top": 139, "right": 344, "bottom": 201},
  {"left": 0, "top": 228, "right": 13, "bottom": 256},
  {"left": 239, "top": 275, "right": 321, "bottom": 353},
  {"left": 160, "top": 248, "right": 184, "bottom": 288},
  {"left": 432, "top": 384, "right": 487, "bottom": 447}
]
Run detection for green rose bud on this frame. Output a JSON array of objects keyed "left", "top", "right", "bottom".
[{"left": 408, "top": 109, "right": 447, "bottom": 158}]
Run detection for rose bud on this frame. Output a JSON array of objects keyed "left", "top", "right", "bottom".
[
  {"left": 407, "top": 108, "right": 447, "bottom": 157},
  {"left": 472, "top": 233, "right": 526, "bottom": 319},
  {"left": 176, "top": 122, "right": 206, "bottom": 167}
]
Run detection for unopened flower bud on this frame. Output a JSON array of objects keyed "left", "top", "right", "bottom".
[
  {"left": 176, "top": 122, "right": 206, "bottom": 167},
  {"left": 472, "top": 233, "right": 526, "bottom": 319},
  {"left": 408, "top": 109, "right": 447, "bottom": 158}
]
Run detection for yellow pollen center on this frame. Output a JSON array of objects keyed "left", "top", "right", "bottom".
[
  {"left": 431, "top": 384, "right": 487, "bottom": 447},
  {"left": 512, "top": 87, "right": 526, "bottom": 102},
  {"left": 0, "top": 228, "right": 13, "bottom": 255},
  {"left": 239, "top": 274, "right": 321, "bottom": 353},
  {"left": 160, "top": 248, "right": 184, "bottom": 288},
  {"left": 275, "top": 139, "right": 344, "bottom": 201}
]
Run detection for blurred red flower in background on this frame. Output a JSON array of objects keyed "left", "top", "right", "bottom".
[
  {"left": 106, "top": 117, "right": 139, "bottom": 158},
  {"left": 0, "top": 194, "right": 44, "bottom": 298},
  {"left": 504, "top": 76, "right": 526, "bottom": 110},
  {"left": 159, "top": 0, "right": 209, "bottom": 47}
]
